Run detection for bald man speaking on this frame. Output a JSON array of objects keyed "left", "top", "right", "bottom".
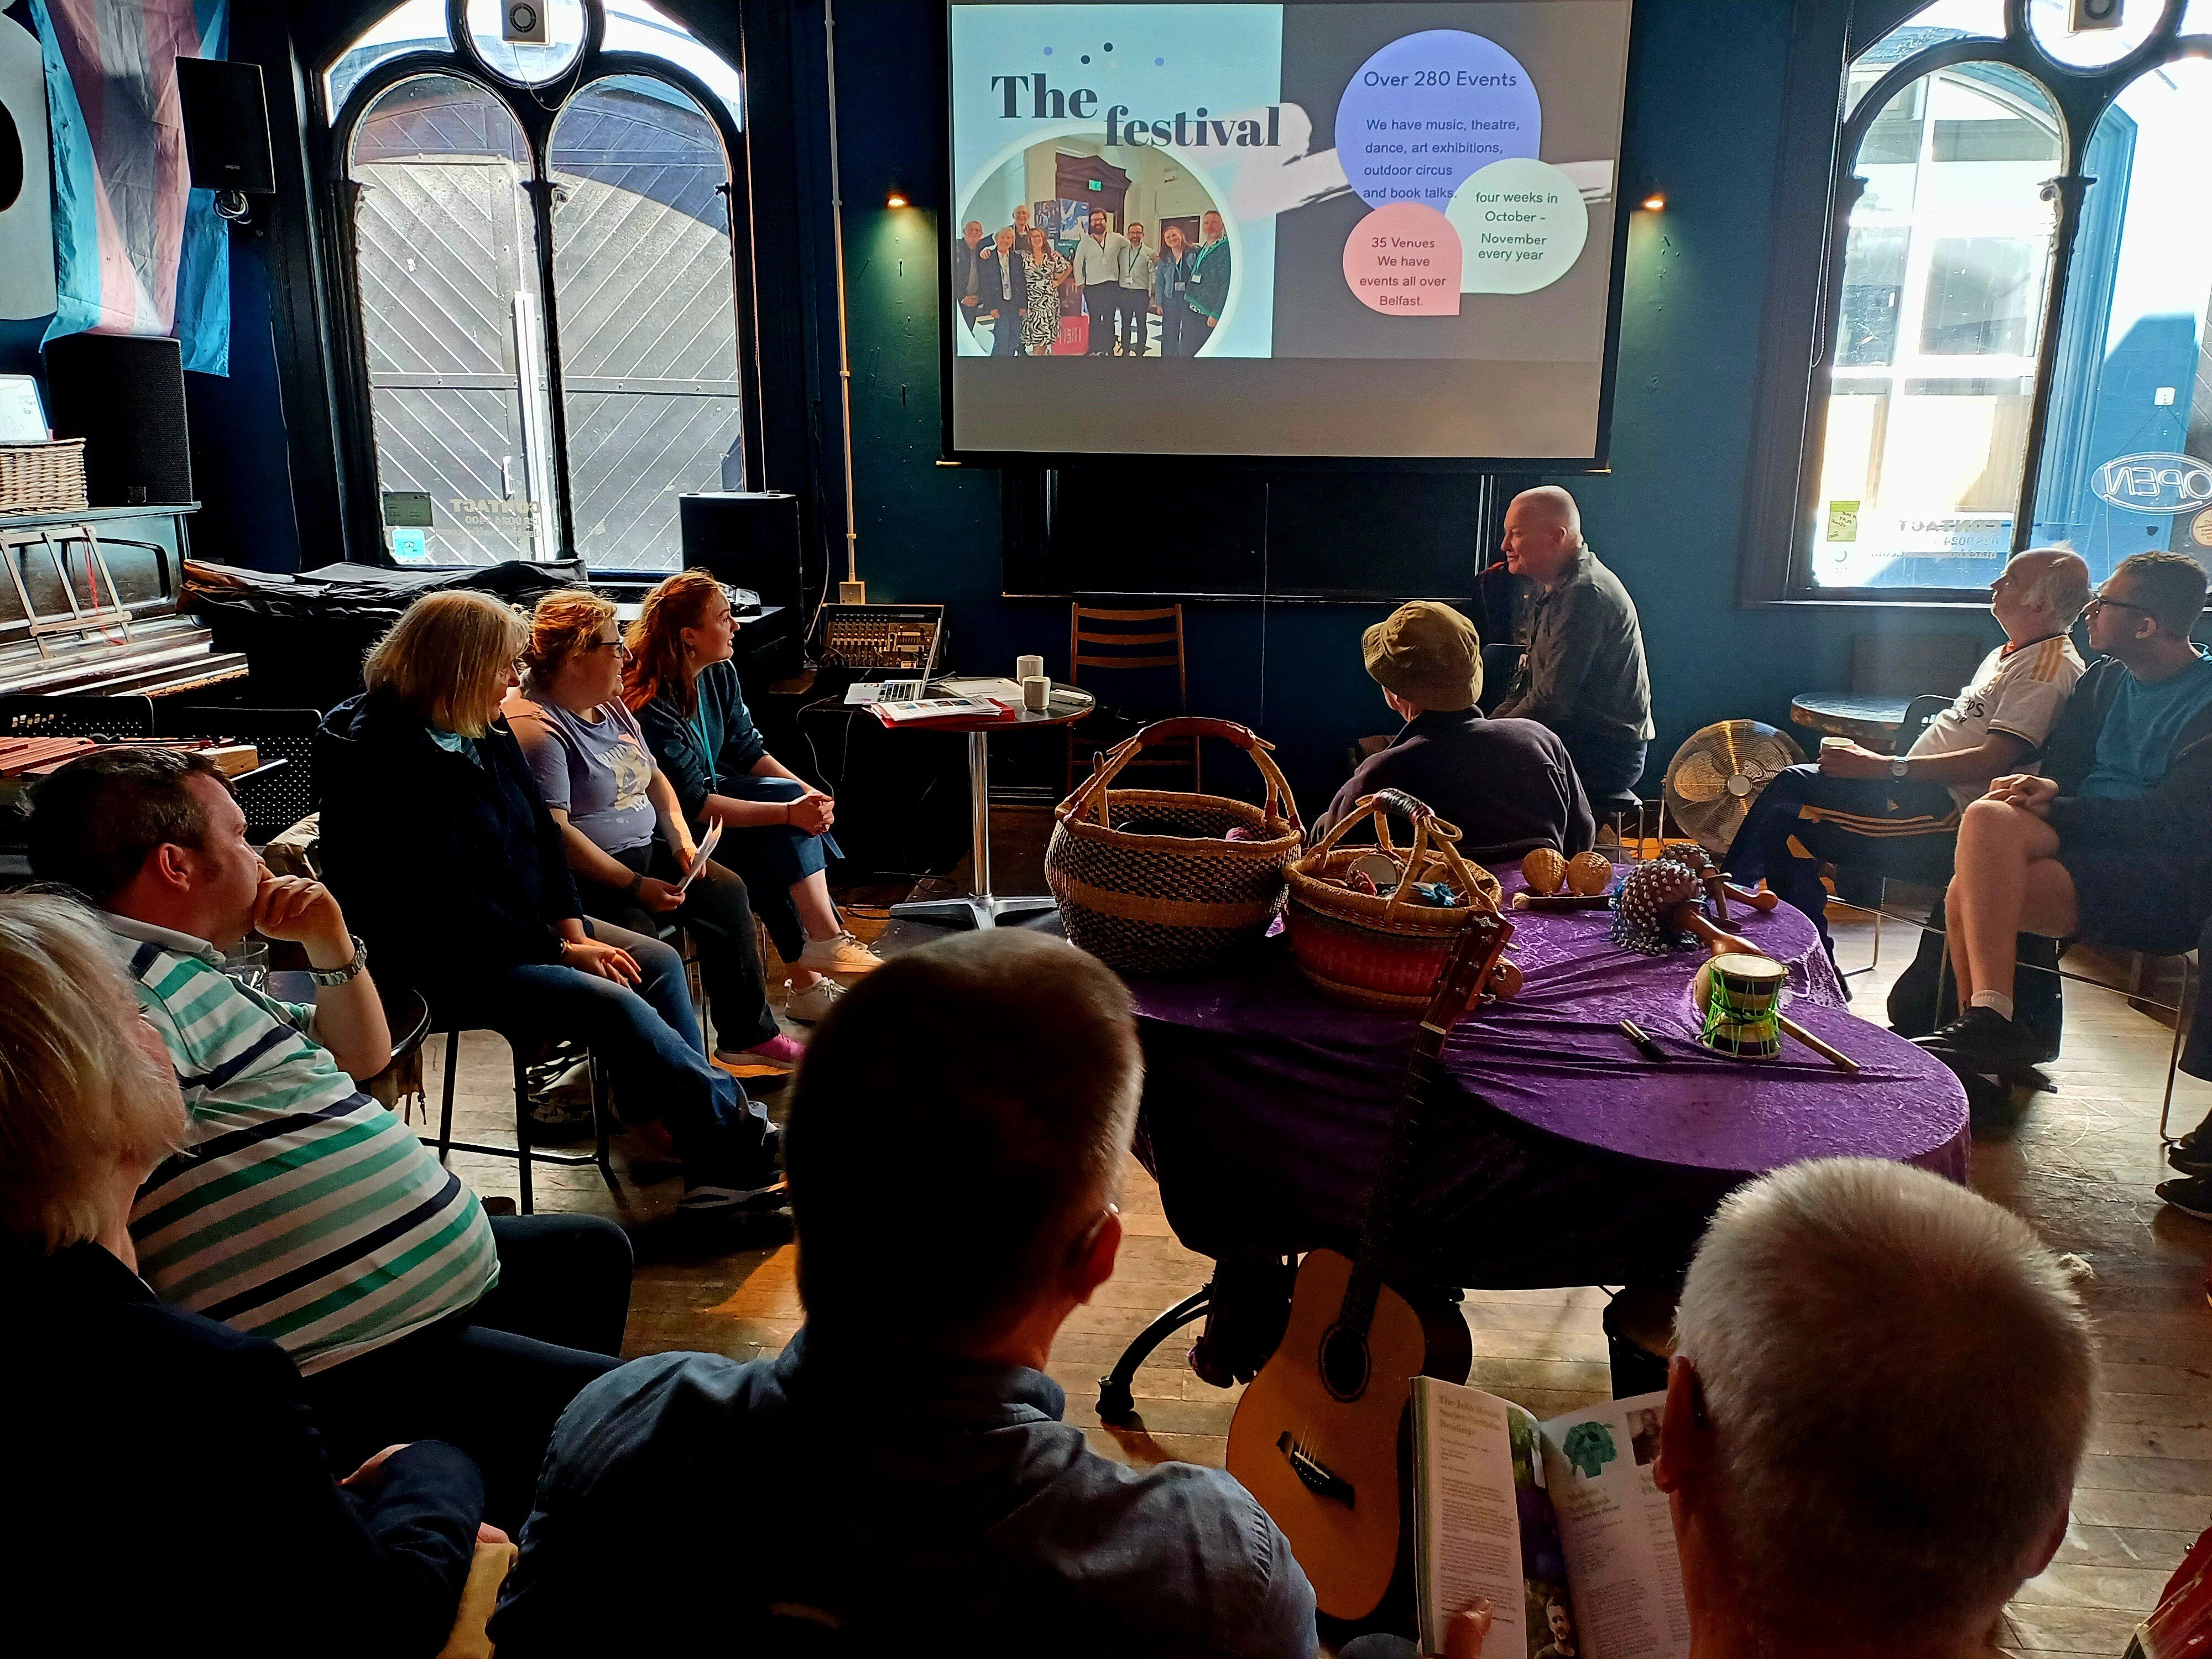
[{"left": 1490, "top": 487, "right": 1656, "bottom": 795}]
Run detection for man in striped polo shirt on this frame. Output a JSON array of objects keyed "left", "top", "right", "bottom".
[{"left": 28, "top": 747, "right": 631, "bottom": 1528}]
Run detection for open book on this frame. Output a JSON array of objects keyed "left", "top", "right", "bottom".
[{"left": 1412, "top": 1378, "right": 1689, "bottom": 1659}]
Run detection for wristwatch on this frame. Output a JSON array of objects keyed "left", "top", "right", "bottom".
[
  {"left": 1889, "top": 757, "right": 1911, "bottom": 780},
  {"left": 308, "top": 933, "right": 369, "bottom": 987}
]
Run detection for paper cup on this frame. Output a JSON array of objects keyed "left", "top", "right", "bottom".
[
  {"left": 1015, "top": 654, "right": 1045, "bottom": 682},
  {"left": 1021, "top": 675, "right": 1051, "bottom": 711}
]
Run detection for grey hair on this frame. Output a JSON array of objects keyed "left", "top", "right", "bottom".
[
  {"left": 0, "top": 891, "right": 186, "bottom": 1249},
  {"left": 2012, "top": 546, "right": 2091, "bottom": 620},
  {"left": 1673, "top": 1159, "right": 2094, "bottom": 1646}
]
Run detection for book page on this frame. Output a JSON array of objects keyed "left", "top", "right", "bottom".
[
  {"left": 1537, "top": 1394, "right": 1691, "bottom": 1659},
  {"left": 1414, "top": 1378, "right": 1576, "bottom": 1658}
]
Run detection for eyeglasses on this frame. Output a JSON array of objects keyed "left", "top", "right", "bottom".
[
  {"left": 582, "top": 637, "right": 633, "bottom": 660},
  {"left": 2081, "top": 595, "right": 2154, "bottom": 621}
]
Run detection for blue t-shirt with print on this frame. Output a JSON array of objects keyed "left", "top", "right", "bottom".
[{"left": 2081, "top": 649, "right": 2212, "bottom": 799}]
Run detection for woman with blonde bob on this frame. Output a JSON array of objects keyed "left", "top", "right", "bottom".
[
  {"left": 625, "top": 571, "right": 879, "bottom": 1024},
  {"left": 0, "top": 891, "right": 492, "bottom": 1653},
  {"left": 316, "top": 589, "right": 785, "bottom": 1213},
  {"left": 505, "top": 590, "right": 799, "bottom": 1072}
]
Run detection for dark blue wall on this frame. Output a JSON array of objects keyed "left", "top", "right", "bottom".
[{"left": 823, "top": 0, "right": 1999, "bottom": 813}]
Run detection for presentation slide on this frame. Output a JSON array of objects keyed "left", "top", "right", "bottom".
[{"left": 945, "top": 1, "right": 1633, "bottom": 462}]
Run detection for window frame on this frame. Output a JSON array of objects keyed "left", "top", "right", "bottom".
[
  {"left": 312, "top": 0, "right": 760, "bottom": 570},
  {"left": 1741, "top": 0, "right": 2209, "bottom": 607}
]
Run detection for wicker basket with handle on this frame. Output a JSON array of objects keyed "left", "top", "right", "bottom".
[
  {"left": 1286, "top": 789, "right": 1507, "bottom": 1009},
  {"left": 0, "top": 439, "right": 89, "bottom": 514},
  {"left": 1046, "top": 717, "right": 1303, "bottom": 977}
]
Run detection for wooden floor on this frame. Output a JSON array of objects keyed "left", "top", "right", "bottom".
[{"left": 421, "top": 900, "right": 2212, "bottom": 1656}]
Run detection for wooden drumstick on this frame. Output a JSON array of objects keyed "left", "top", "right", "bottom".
[
  {"left": 1775, "top": 1013, "right": 1860, "bottom": 1076},
  {"left": 1511, "top": 893, "right": 1614, "bottom": 912}
]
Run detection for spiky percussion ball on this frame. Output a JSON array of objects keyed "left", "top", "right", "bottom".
[{"left": 1610, "top": 858, "right": 1702, "bottom": 956}]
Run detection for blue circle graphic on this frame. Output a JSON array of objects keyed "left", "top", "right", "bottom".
[{"left": 1334, "top": 30, "right": 1542, "bottom": 211}]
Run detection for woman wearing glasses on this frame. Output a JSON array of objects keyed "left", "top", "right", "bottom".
[{"left": 507, "top": 591, "right": 799, "bottom": 1075}]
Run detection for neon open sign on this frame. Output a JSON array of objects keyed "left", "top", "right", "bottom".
[{"left": 2092, "top": 452, "right": 2212, "bottom": 514}]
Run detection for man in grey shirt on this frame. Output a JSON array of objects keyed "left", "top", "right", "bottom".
[
  {"left": 1490, "top": 486, "right": 1656, "bottom": 795},
  {"left": 1116, "top": 221, "right": 1158, "bottom": 358},
  {"left": 1068, "top": 208, "right": 1129, "bottom": 357}
]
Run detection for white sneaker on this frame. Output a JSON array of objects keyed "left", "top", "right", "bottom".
[
  {"left": 784, "top": 976, "right": 846, "bottom": 1024},
  {"left": 796, "top": 930, "right": 883, "bottom": 976}
]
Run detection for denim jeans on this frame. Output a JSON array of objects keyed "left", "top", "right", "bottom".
[
  {"left": 716, "top": 774, "right": 841, "bottom": 962},
  {"left": 420, "top": 917, "right": 770, "bottom": 1176},
  {"left": 582, "top": 844, "right": 781, "bottom": 1052}
]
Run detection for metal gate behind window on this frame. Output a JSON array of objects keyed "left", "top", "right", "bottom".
[{"left": 329, "top": 3, "right": 750, "bottom": 570}]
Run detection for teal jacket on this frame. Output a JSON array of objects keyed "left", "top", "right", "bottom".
[{"left": 631, "top": 660, "right": 768, "bottom": 830}]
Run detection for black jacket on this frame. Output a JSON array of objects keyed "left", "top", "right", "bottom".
[
  {"left": 2, "top": 1240, "right": 482, "bottom": 1657},
  {"left": 975, "top": 245, "right": 1028, "bottom": 319},
  {"left": 1317, "top": 707, "right": 1597, "bottom": 862},
  {"left": 316, "top": 689, "right": 582, "bottom": 993},
  {"left": 2042, "top": 653, "right": 2212, "bottom": 852}
]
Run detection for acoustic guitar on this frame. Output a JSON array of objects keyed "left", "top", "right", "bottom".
[{"left": 1225, "top": 909, "right": 1514, "bottom": 1621}]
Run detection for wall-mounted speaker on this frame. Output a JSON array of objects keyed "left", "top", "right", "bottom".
[
  {"left": 43, "top": 334, "right": 194, "bottom": 507},
  {"left": 679, "top": 492, "right": 806, "bottom": 613},
  {"left": 175, "top": 56, "right": 274, "bottom": 196}
]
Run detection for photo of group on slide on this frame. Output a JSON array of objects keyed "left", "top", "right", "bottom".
[{"left": 953, "top": 135, "right": 1231, "bottom": 357}]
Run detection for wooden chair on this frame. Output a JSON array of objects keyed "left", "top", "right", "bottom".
[{"left": 1066, "top": 604, "right": 1197, "bottom": 794}]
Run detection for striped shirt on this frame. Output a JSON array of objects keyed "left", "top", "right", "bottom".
[{"left": 108, "top": 916, "right": 498, "bottom": 1375}]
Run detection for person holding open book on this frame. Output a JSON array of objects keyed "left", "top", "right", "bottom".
[
  {"left": 506, "top": 590, "right": 800, "bottom": 1077},
  {"left": 1344, "top": 1158, "right": 2093, "bottom": 1659}
]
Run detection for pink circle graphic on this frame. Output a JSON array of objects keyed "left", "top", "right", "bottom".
[{"left": 1343, "top": 203, "right": 1462, "bottom": 315}]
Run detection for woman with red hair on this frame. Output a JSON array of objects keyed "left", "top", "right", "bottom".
[{"left": 626, "top": 572, "right": 879, "bottom": 1023}]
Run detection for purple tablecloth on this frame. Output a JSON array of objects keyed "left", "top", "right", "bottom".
[{"left": 1128, "top": 868, "right": 1969, "bottom": 1288}]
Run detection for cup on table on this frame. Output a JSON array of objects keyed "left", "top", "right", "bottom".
[
  {"left": 222, "top": 940, "right": 270, "bottom": 993},
  {"left": 1021, "top": 675, "right": 1051, "bottom": 712},
  {"left": 1015, "top": 654, "right": 1045, "bottom": 683}
]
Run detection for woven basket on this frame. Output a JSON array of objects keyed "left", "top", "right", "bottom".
[
  {"left": 1046, "top": 717, "right": 1303, "bottom": 977},
  {"left": 0, "top": 440, "right": 88, "bottom": 513},
  {"left": 1286, "top": 790, "right": 1506, "bottom": 1009}
]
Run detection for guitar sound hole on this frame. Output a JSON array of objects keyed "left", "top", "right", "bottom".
[{"left": 1319, "top": 1323, "right": 1371, "bottom": 1401}]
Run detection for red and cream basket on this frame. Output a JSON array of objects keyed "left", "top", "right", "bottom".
[{"left": 1285, "top": 790, "right": 1507, "bottom": 1010}]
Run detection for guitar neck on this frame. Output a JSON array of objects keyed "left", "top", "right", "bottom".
[{"left": 1339, "top": 1035, "right": 1451, "bottom": 1338}]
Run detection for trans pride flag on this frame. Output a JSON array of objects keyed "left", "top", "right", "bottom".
[{"left": 32, "top": 0, "right": 231, "bottom": 373}]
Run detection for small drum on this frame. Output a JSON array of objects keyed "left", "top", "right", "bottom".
[{"left": 1701, "top": 953, "right": 1788, "bottom": 1060}]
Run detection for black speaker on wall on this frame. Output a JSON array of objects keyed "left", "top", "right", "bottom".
[
  {"left": 679, "top": 491, "right": 805, "bottom": 612},
  {"left": 43, "top": 333, "right": 194, "bottom": 507},
  {"left": 175, "top": 57, "right": 274, "bottom": 195}
]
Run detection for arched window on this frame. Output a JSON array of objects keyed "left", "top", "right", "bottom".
[
  {"left": 321, "top": 1, "right": 752, "bottom": 569},
  {"left": 1771, "top": 0, "right": 2212, "bottom": 600}
]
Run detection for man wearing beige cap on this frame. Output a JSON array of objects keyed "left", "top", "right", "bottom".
[{"left": 1317, "top": 599, "right": 1596, "bottom": 859}]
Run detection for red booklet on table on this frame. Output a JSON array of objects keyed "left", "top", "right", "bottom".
[{"left": 870, "top": 696, "right": 1017, "bottom": 728}]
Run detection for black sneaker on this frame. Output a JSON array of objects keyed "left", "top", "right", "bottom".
[
  {"left": 677, "top": 1170, "right": 789, "bottom": 1215},
  {"left": 2157, "top": 1177, "right": 2212, "bottom": 1222},
  {"left": 2169, "top": 1139, "right": 2212, "bottom": 1179},
  {"left": 1914, "top": 1006, "right": 2048, "bottom": 1076}
]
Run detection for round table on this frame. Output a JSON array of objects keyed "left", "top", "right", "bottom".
[
  {"left": 1788, "top": 692, "right": 1913, "bottom": 753},
  {"left": 1125, "top": 865, "right": 1968, "bottom": 1291},
  {"left": 887, "top": 685, "right": 1092, "bottom": 930}
]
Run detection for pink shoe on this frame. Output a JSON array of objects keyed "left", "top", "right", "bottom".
[{"left": 714, "top": 1032, "right": 805, "bottom": 1074}]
